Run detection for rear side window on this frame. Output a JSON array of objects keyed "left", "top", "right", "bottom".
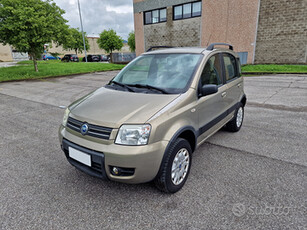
[
  {"left": 200, "top": 54, "right": 223, "bottom": 86},
  {"left": 223, "top": 54, "right": 238, "bottom": 81}
]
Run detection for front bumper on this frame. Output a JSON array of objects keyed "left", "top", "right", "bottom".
[
  {"left": 61, "top": 138, "right": 108, "bottom": 179},
  {"left": 59, "top": 125, "right": 168, "bottom": 184}
]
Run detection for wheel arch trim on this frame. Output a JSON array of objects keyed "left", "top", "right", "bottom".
[{"left": 154, "top": 126, "right": 197, "bottom": 180}]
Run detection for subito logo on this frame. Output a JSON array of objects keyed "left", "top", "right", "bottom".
[{"left": 232, "top": 203, "right": 246, "bottom": 217}]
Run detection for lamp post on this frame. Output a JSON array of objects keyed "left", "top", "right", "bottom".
[{"left": 77, "top": 0, "right": 87, "bottom": 62}]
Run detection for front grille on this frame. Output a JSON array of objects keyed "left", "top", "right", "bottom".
[{"left": 67, "top": 117, "right": 112, "bottom": 140}]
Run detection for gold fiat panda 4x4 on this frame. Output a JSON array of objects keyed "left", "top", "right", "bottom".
[{"left": 59, "top": 43, "right": 246, "bottom": 193}]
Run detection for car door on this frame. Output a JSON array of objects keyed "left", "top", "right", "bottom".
[
  {"left": 222, "top": 53, "right": 243, "bottom": 112},
  {"left": 196, "top": 53, "right": 229, "bottom": 143}
]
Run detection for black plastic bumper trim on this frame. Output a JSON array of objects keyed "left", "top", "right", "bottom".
[{"left": 61, "top": 138, "right": 108, "bottom": 180}]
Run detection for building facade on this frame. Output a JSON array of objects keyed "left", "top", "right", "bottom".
[
  {"left": 0, "top": 37, "right": 130, "bottom": 62},
  {"left": 0, "top": 44, "right": 28, "bottom": 62},
  {"left": 133, "top": 0, "right": 307, "bottom": 64},
  {"left": 0, "top": 44, "right": 13, "bottom": 62}
]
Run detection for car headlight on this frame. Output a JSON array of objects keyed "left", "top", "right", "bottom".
[
  {"left": 62, "top": 108, "right": 70, "bottom": 126},
  {"left": 115, "top": 124, "right": 151, "bottom": 146}
]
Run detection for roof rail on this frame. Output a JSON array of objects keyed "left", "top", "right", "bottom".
[
  {"left": 206, "top": 43, "right": 233, "bottom": 51},
  {"left": 146, "top": 46, "right": 174, "bottom": 52}
]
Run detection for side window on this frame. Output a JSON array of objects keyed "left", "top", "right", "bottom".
[
  {"left": 200, "top": 54, "right": 222, "bottom": 86},
  {"left": 223, "top": 54, "right": 238, "bottom": 81}
]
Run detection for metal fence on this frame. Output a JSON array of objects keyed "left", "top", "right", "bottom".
[
  {"left": 112, "top": 52, "right": 136, "bottom": 64},
  {"left": 12, "top": 51, "right": 29, "bottom": 61}
]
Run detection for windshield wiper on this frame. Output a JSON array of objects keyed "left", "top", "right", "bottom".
[
  {"left": 127, "top": 84, "right": 168, "bottom": 94},
  {"left": 109, "top": 80, "right": 134, "bottom": 92}
]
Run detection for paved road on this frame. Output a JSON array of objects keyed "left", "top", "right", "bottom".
[{"left": 0, "top": 73, "right": 306, "bottom": 230}]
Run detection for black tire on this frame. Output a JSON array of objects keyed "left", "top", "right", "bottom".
[
  {"left": 154, "top": 138, "right": 192, "bottom": 193},
  {"left": 226, "top": 103, "right": 244, "bottom": 132}
]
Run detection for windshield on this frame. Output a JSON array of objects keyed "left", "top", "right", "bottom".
[{"left": 108, "top": 53, "right": 202, "bottom": 94}]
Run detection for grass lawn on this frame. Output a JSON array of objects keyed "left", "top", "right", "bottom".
[
  {"left": 242, "top": 64, "right": 307, "bottom": 74},
  {"left": 1, "top": 61, "right": 306, "bottom": 82},
  {"left": 0, "top": 60, "right": 125, "bottom": 82}
]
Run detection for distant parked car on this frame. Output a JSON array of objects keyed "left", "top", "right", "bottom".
[
  {"left": 61, "top": 54, "right": 79, "bottom": 62},
  {"left": 42, "top": 53, "right": 60, "bottom": 60},
  {"left": 82, "top": 55, "right": 100, "bottom": 62},
  {"left": 97, "top": 54, "right": 110, "bottom": 62}
]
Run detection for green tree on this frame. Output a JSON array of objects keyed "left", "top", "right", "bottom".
[
  {"left": 127, "top": 31, "right": 135, "bottom": 52},
  {"left": 0, "top": 0, "right": 69, "bottom": 72},
  {"left": 97, "top": 29, "right": 123, "bottom": 63},
  {"left": 62, "top": 27, "right": 90, "bottom": 55}
]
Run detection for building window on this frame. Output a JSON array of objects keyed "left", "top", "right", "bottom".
[
  {"left": 152, "top": 10, "right": 159, "bottom": 23},
  {"left": 160, "top": 8, "right": 167, "bottom": 21},
  {"left": 144, "top": 8, "right": 167, "bottom": 25},
  {"left": 183, "top": 3, "right": 191, "bottom": 18},
  {"left": 173, "top": 1, "right": 202, "bottom": 20},
  {"left": 192, "top": 1, "right": 201, "bottom": 17},
  {"left": 145, "top": 11, "right": 152, "bottom": 24},
  {"left": 174, "top": 5, "right": 183, "bottom": 20}
]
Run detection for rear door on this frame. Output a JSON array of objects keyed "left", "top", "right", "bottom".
[
  {"left": 196, "top": 53, "right": 228, "bottom": 141},
  {"left": 222, "top": 53, "right": 243, "bottom": 112}
]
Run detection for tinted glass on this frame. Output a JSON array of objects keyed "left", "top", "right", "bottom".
[
  {"left": 112, "top": 54, "right": 202, "bottom": 94},
  {"left": 160, "top": 9, "right": 167, "bottom": 22},
  {"left": 223, "top": 54, "right": 237, "bottom": 81},
  {"left": 174, "top": 5, "right": 182, "bottom": 19},
  {"left": 183, "top": 3, "right": 191, "bottom": 18},
  {"left": 192, "top": 2, "right": 201, "bottom": 17},
  {"left": 200, "top": 55, "right": 222, "bottom": 86},
  {"left": 145, "top": 11, "right": 151, "bottom": 24}
]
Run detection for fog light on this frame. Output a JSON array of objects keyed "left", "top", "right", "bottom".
[
  {"left": 112, "top": 167, "right": 120, "bottom": 175},
  {"left": 109, "top": 166, "right": 135, "bottom": 176}
]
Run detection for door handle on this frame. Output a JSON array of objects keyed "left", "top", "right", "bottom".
[{"left": 221, "top": 92, "right": 227, "bottom": 98}]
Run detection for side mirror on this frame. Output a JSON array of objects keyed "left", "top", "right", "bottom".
[{"left": 200, "top": 84, "right": 218, "bottom": 97}]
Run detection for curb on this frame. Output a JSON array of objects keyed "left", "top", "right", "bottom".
[{"left": 242, "top": 72, "right": 307, "bottom": 75}]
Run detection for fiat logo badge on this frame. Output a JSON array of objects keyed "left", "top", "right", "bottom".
[{"left": 80, "top": 123, "right": 89, "bottom": 135}]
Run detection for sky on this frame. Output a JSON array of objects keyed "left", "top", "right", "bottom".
[{"left": 53, "top": 0, "right": 134, "bottom": 40}]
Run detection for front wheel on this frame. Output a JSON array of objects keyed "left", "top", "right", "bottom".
[
  {"left": 226, "top": 103, "right": 244, "bottom": 132},
  {"left": 154, "top": 138, "right": 192, "bottom": 193}
]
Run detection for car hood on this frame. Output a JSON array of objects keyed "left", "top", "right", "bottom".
[{"left": 69, "top": 87, "right": 179, "bottom": 128}]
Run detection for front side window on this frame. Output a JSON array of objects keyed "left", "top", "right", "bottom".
[
  {"left": 200, "top": 54, "right": 222, "bottom": 86},
  {"left": 223, "top": 54, "right": 238, "bottom": 81},
  {"left": 109, "top": 54, "right": 203, "bottom": 94}
]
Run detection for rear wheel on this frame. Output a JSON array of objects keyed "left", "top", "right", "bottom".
[
  {"left": 226, "top": 103, "right": 244, "bottom": 132},
  {"left": 155, "top": 138, "right": 192, "bottom": 193}
]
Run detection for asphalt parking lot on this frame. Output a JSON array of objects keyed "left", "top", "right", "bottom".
[{"left": 0, "top": 72, "right": 306, "bottom": 230}]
